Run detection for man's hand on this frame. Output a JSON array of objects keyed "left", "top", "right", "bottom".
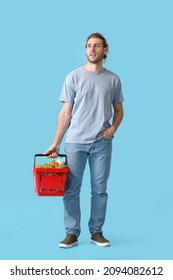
[
  {"left": 44, "top": 144, "right": 60, "bottom": 158},
  {"left": 98, "top": 127, "right": 115, "bottom": 139}
]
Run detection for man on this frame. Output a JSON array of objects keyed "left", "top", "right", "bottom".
[{"left": 45, "top": 33, "right": 124, "bottom": 248}]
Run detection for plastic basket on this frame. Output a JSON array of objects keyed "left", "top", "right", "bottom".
[{"left": 33, "top": 154, "right": 70, "bottom": 196}]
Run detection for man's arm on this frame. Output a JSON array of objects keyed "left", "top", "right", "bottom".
[
  {"left": 44, "top": 102, "right": 73, "bottom": 157},
  {"left": 98, "top": 102, "right": 124, "bottom": 139}
]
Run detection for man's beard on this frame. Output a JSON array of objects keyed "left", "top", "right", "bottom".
[{"left": 87, "top": 53, "right": 104, "bottom": 64}]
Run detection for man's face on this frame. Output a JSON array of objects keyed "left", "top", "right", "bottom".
[{"left": 86, "top": 38, "right": 107, "bottom": 64}]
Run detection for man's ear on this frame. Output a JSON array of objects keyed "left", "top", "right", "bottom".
[
  {"left": 104, "top": 47, "right": 108, "bottom": 54},
  {"left": 103, "top": 47, "right": 108, "bottom": 59}
]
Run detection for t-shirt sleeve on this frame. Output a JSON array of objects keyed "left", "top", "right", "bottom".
[
  {"left": 112, "top": 77, "right": 124, "bottom": 104},
  {"left": 59, "top": 74, "right": 76, "bottom": 103}
]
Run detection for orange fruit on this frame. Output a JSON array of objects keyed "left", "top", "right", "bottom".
[
  {"left": 35, "top": 164, "right": 41, "bottom": 168},
  {"left": 49, "top": 161, "right": 59, "bottom": 167}
]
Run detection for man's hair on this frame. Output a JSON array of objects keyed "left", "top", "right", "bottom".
[{"left": 85, "top": 32, "right": 109, "bottom": 59}]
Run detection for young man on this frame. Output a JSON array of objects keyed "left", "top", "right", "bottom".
[{"left": 45, "top": 33, "right": 124, "bottom": 248}]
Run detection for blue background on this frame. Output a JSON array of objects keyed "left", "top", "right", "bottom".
[{"left": 0, "top": 0, "right": 172, "bottom": 260}]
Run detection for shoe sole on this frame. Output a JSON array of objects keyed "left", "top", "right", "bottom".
[
  {"left": 59, "top": 241, "right": 78, "bottom": 248},
  {"left": 91, "top": 239, "right": 110, "bottom": 247}
]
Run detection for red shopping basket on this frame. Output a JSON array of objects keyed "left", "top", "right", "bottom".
[{"left": 33, "top": 154, "right": 70, "bottom": 196}]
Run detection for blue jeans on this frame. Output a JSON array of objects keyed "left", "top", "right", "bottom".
[{"left": 64, "top": 137, "right": 112, "bottom": 237}]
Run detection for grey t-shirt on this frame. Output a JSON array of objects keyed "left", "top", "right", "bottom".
[{"left": 59, "top": 67, "right": 124, "bottom": 143}]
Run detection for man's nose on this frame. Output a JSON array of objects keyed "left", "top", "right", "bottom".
[{"left": 90, "top": 46, "right": 95, "bottom": 51}]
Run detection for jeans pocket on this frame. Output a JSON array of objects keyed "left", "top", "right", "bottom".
[{"left": 101, "top": 136, "right": 113, "bottom": 141}]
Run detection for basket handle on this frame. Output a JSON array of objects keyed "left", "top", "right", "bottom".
[{"left": 34, "top": 153, "right": 67, "bottom": 168}]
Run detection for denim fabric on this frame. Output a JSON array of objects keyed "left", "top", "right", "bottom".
[{"left": 64, "top": 137, "right": 112, "bottom": 237}]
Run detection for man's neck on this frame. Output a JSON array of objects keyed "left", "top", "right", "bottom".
[{"left": 84, "top": 62, "right": 104, "bottom": 73}]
